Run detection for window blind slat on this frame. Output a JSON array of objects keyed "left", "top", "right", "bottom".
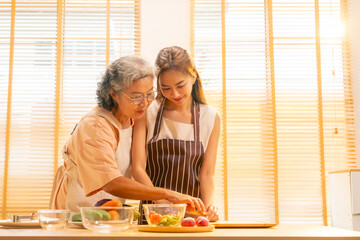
[
  {"left": 0, "top": 0, "right": 139, "bottom": 217},
  {"left": 3, "top": 0, "right": 57, "bottom": 215},
  {"left": 193, "top": 0, "right": 355, "bottom": 224}
]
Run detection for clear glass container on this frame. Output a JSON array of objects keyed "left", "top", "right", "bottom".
[
  {"left": 80, "top": 206, "right": 134, "bottom": 233},
  {"left": 37, "top": 209, "right": 70, "bottom": 230},
  {"left": 142, "top": 204, "right": 186, "bottom": 226}
]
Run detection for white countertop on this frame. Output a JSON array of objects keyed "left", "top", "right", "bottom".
[{"left": 1, "top": 224, "right": 360, "bottom": 240}]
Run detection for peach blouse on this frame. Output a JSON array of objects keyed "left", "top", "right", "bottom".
[{"left": 51, "top": 106, "right": 132, "bottom": 210}]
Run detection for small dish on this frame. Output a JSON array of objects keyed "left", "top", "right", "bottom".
[
  {"left": 37, "top": 209, "right": 70, "bottom": 230},
  {"left": 0, "top": 219, "right": 41, "bottom": 228}
]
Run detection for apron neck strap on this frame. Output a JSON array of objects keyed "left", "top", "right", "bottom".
[
  {"left": 193, "top": 101, "right": 200, "bottom": 142},
  {"left": 150, "top": 99, "right": 200, "bottom": 142}
]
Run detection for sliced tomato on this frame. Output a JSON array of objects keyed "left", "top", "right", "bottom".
[
  {"left": 186, "top": 204, "right": 204, "bottom": 216},
  {"left": 149, "top": 211, "right": 163, "bottom": 224},
  {"left": 149, "top": 211, "right": 155, "bottom": 219}
]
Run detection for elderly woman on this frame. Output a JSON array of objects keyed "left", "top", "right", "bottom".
[{"left": 50, "top": 56, "right": 205, "bottom": 212}]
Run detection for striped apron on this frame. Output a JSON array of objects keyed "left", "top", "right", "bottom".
[{"left": 139, "top": 100, "right": 205, "bottom": 224}]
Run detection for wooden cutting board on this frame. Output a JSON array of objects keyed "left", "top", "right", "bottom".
[
  {"left": 213, "top": 220, "right": 276, "bottom": 228},
  {"left": 137, "top": 224, "right": 215, "bottom": 233}
]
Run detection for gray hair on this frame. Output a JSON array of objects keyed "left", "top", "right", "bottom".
[{"left": 96, "top": 56, "right": 154, "bottom": 110}]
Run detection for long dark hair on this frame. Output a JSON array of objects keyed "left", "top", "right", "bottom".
[{"left": 155, "top": 46, "right": 206, "bottom": 104}]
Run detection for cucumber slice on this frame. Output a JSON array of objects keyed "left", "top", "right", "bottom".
[{"left": 71, "top": 212, "right": 82, "bottom": 222}]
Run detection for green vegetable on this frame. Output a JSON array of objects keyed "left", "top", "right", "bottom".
[
  {"left": 98, "top": 210, "right": 111, "bottom": 221},
  {"left": 134, "top": 208, "right": 140, "bottom": 221},
  {"left": 85, "top": 209, "right": 102, "bottom": 221},
  {"left": 155, "top": 214, "right": 180, "bottom": 226},
  {"left": 72, "top": 212, "right": 82, "bottom": 222}
]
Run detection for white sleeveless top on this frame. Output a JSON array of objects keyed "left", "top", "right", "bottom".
[{"left": 146, "top": 99, "right": 217, "bottom": 151}]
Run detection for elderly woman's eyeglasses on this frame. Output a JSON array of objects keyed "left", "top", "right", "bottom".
[{"left": 122, "top": 90, "right": 157, "bottom": 105}]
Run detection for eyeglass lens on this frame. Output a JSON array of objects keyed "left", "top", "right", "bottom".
[{"left": 133, "top": 91, "right": 156, "bottom": 105}]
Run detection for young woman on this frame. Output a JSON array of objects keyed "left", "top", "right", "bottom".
[{"left": 132, "top": 46, "right": 220, "bottom": 223}]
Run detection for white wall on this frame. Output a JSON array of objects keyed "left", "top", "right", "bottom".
[
  {"left": 140, "top": 0, "right": 190, "bottom": 64},
  {"left": 350, "top": 0, "right": 360, "bottom": 168}
]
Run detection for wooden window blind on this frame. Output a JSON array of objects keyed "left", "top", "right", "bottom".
[
  {"left": 192, "top": 0, "right": 355, "bottom": 224},
  {"left": 0, "top": 0, "right": 140, "bottom": 218}
]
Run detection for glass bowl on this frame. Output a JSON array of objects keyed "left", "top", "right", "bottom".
[
  {"left": 142, "top": 204, "right": 186, "bottom": 226},
  {"left": 80, "top": 206, "right": 134, "bottom": 233},
  {"left": 37, "top": 209, "right": 70, "bottom": 230}
]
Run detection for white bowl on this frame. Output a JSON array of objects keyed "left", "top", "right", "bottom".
[
  {"left": 80, "top": 206, "right": 134, "bottom": 233},
  {"left": 37, "top": 209, "right": 70, "bottom": 230}
]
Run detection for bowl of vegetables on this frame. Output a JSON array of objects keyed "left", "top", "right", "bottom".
[
  {"left": 80, "top": 204, "right": 134, "bottom": 233},
  {"left": 142, "top": 204, "right": 185, "bottom": 227}
]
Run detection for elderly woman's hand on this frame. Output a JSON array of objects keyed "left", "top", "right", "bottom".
[
  {"left": 165, "top": 190, "right": 206, "bottom": 214},
  {"left": 154, "top": 199, "right": 170, "bottom": 204}
]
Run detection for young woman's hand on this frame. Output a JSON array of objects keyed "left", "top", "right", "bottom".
[{"left": 206, "top": 204, "right": 219, "bottom": 222}]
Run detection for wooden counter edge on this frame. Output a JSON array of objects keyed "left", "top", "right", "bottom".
[{"left": 329, "top": 169, "right": 360, "bottom": 174}]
